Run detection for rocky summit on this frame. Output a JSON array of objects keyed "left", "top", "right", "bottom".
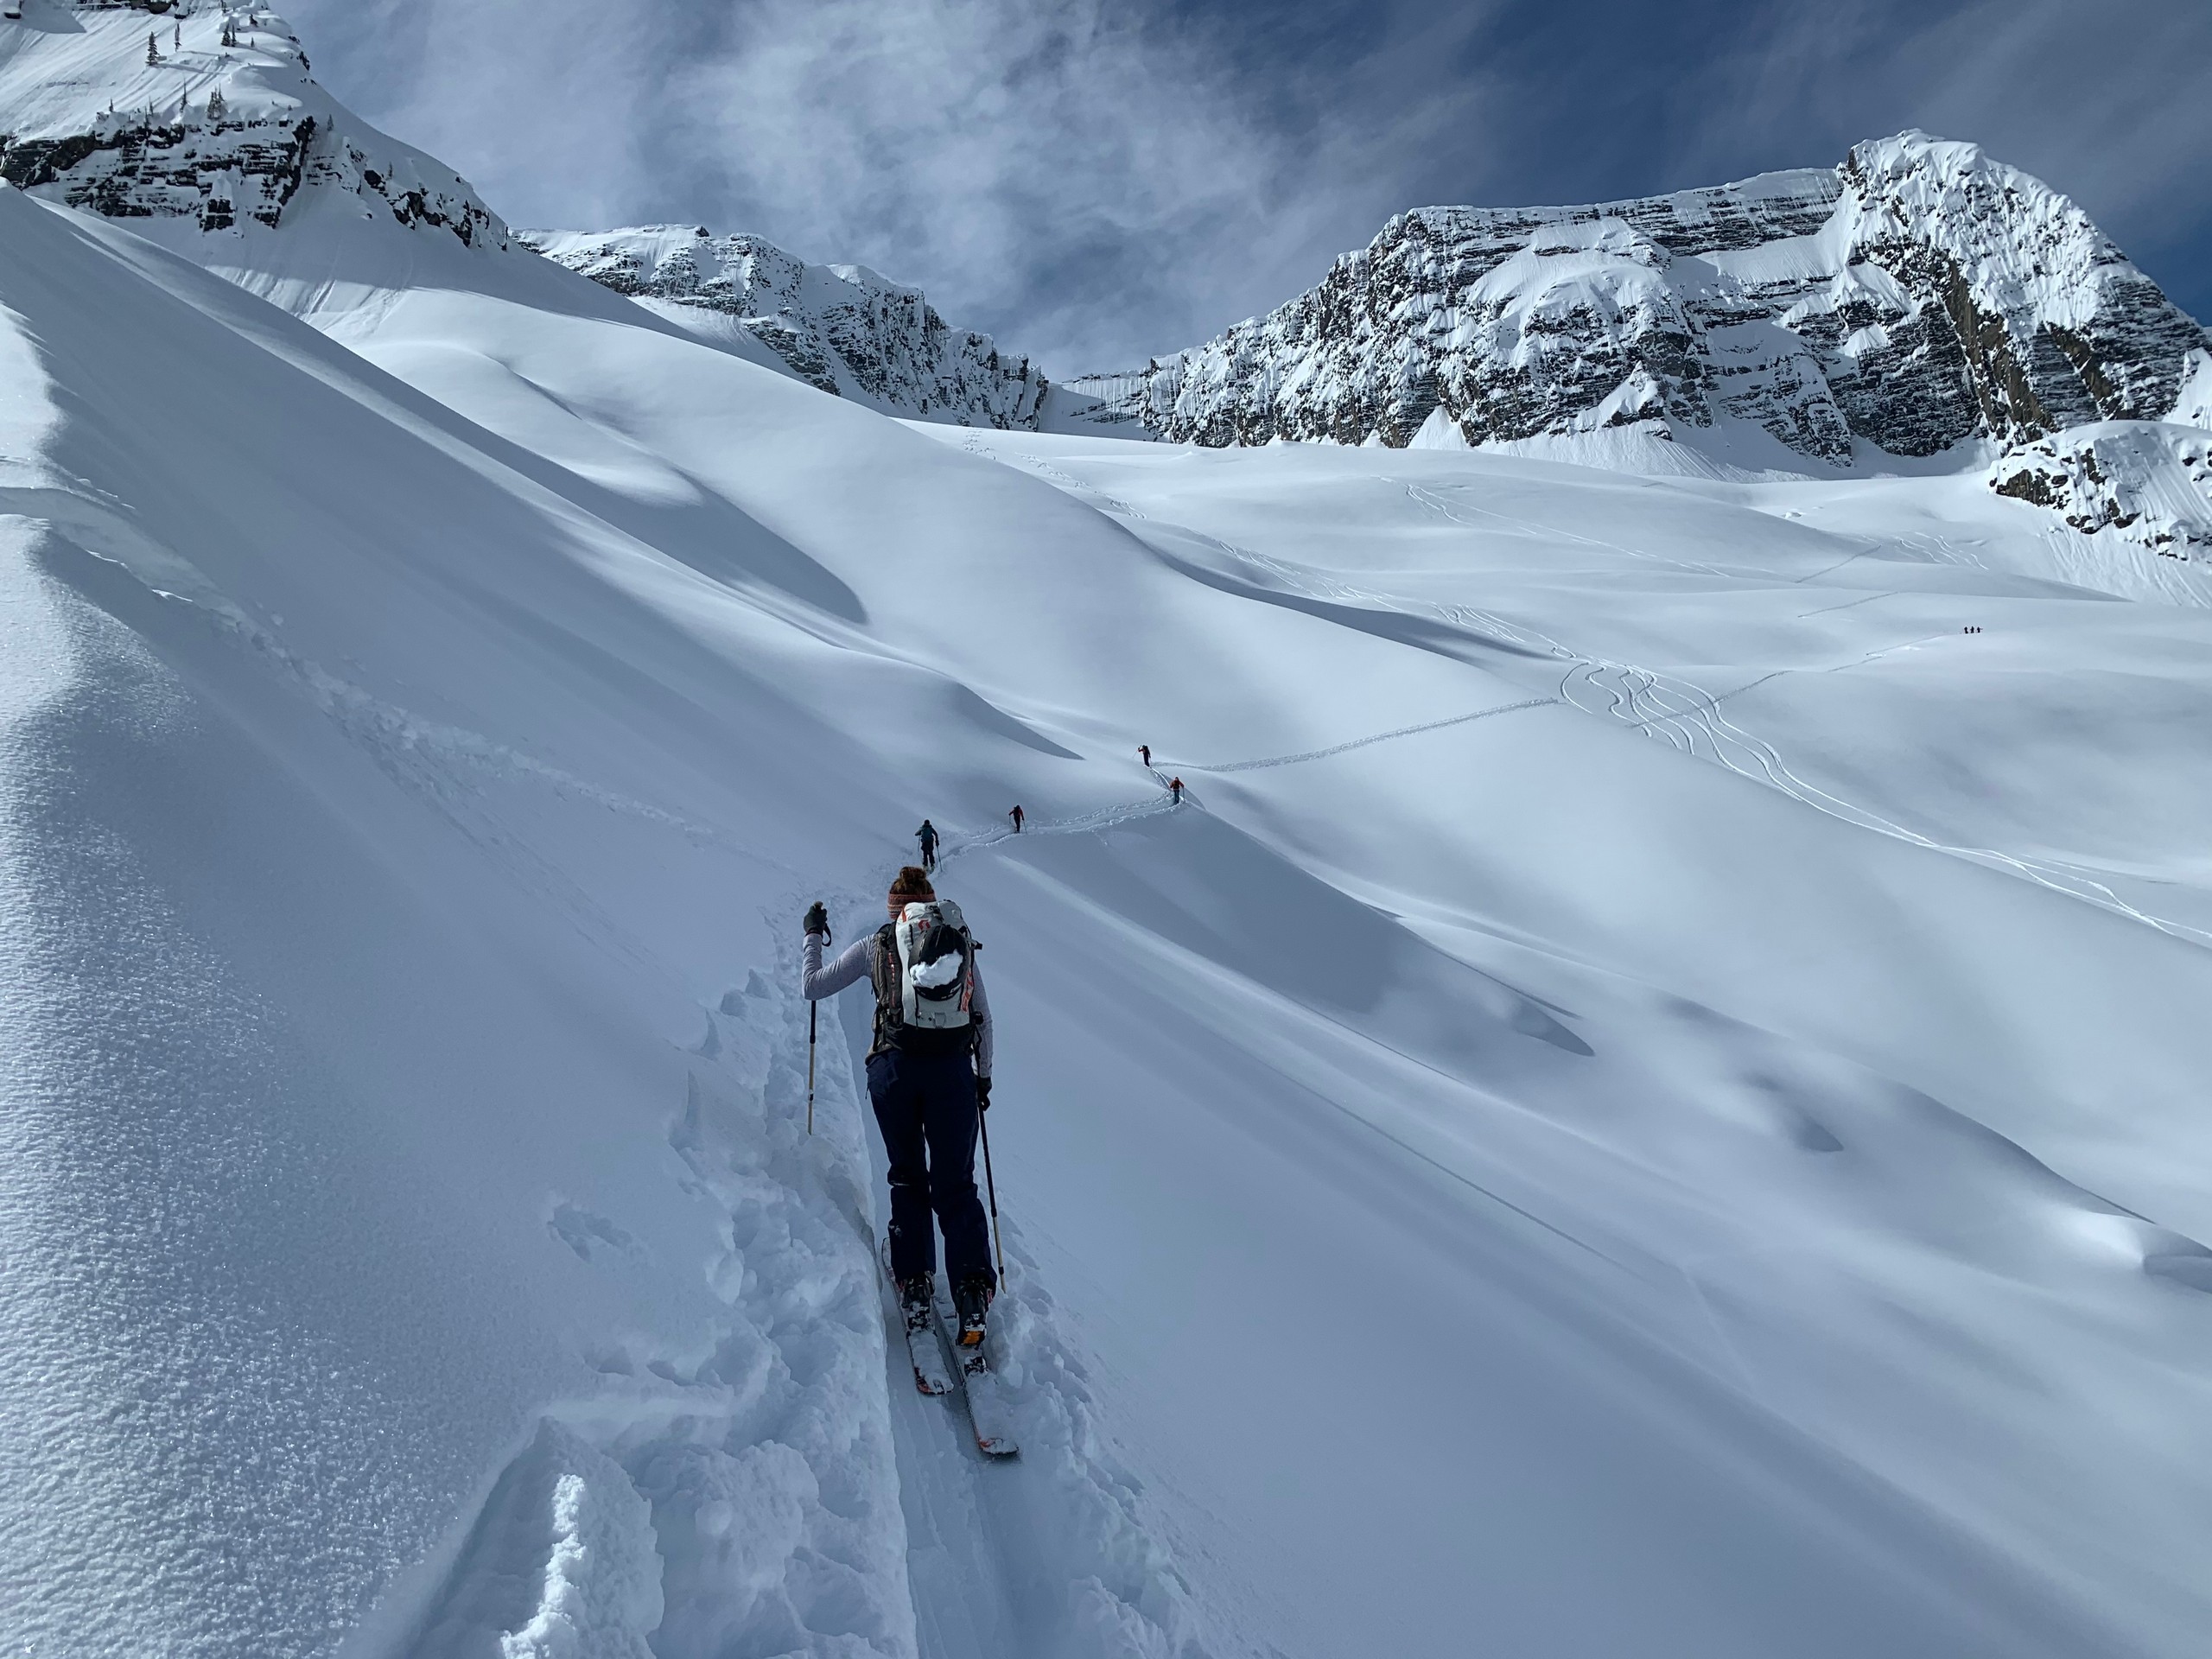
[
  {"left": 520, "top": 226, "right": 1052, "bottom": 428},
  {"left": 1071, "top": 132, "right": 2210, "bottom": 470},
  {"left": 0, "top": 0, "right": 507, "bottom": 250}
]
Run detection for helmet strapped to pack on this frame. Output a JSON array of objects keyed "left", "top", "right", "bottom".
[{"left": 892, "top": 899, "right": 975, "bottom": 1030}]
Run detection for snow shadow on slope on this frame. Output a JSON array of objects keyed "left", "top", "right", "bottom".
[{"left": 993, "top": 806, "right": 1592, "bottom": 1067}]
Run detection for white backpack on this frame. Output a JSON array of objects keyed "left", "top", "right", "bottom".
[{"left": 892, "top": 899, "right": 976, "bottom": 1030}]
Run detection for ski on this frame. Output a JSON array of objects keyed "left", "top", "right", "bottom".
[
  {"left": 932, "top": 1285, "right": 1020, "bottom": 1458},
  {"left": 880, "top": 1241, "right": 954, "bottom": 1397}
]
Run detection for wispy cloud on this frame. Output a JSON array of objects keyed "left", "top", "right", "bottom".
[
  {"left": 282, "top": 0, "right": 2209, "bottom": 373},
  {"left": 285, "top": 0, "right": 1496, "bottom": 372},
  {"left": 665, "top": 0, "right": 1301, "bottom": 370}
]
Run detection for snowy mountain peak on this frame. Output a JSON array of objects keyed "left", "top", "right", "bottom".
[
  {"left": 520, "top": 224, "right": 1054, "bottom": 429},
  {"left": 0, "top": 1, "right": 509, "bottom": 251},
  {"left": 1071, "top": 130, "right": 2207, "bottom": 474}
]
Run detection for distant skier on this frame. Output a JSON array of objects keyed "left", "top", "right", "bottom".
[
  {"left": 803, "top": 868, "right": 996, "bottom": 1345},
  {"left": 916, "top": 818, "right": 939, "bottom": 873},
  {"left": 1008, "top": 804, "right": 1024, "bottom": 833},
  {"left": 1168, "top": 777, "right": 1184, "bottom": 804},
  {"left": 1139, "top": 744, "right": 1152, "bottom": 769}
]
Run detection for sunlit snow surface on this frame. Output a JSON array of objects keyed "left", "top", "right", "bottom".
[{"left": 3, "top": 174, "right": 2212, "bottom": 1659}]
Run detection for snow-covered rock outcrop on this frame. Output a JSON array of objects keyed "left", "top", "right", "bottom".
[
  {"left": 0, "top": 0, "right": 511, "bottom": 251},
  {"left": 1073, "top": 133, "right": 2209, "bottom": 468},
  {"left": 1992, "top": 420, "right": 2212, "bottom": 562},
  {"left": 522, "top": 226, "right": 1052, "bottom": 428}
]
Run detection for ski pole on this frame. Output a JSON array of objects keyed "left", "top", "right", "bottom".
[
  {"left": 979, "top": 1106, "right": 1005, "bottom": 1284},
  {"left": 806, "top": 1000, "right": 817, "bottom": 1136}
]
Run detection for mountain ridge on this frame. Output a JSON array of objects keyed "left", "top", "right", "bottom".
[
  {"left": 1070, "top": 132, "right": 2209, "bottom": 466},
  {"left": 519, "top": 224, "right": 1056, "bottom": 429}
]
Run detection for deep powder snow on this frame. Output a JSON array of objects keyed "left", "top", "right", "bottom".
[{"left": 0, "top": 7, "right": 2210, "bottom": 1659}]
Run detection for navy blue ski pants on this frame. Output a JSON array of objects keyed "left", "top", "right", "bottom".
[{"left": 868, "top": 1046, "right": 993, "bottom": 1287}]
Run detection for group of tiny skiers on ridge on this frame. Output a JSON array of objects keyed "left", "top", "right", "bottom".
[{"left": 809, "top": 748, "right": 1183, "bottom": 1357}]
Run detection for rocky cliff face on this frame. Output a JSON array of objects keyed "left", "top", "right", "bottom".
[
  {"left": 521, "top": 226, "right": 1051, "bottom": 429},
  {"left": 1991, "top": 422, "right": 2212, "bottom": 563},
  {"left": 0, "top": 1, "right": 508, "bottom": 251},
  {"left": 1073, "top": 133, "right": 2209, "bottom": 469}
]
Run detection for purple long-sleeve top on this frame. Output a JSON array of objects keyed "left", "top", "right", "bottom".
[{"left": 804, "top": 928, "right": 993, "bottom": 1077}]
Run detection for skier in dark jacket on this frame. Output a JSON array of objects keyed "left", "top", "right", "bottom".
[
  {"left": 1139, "top": 744, "right": 1151, "bottom": 769},
  {"left": 803, "top": 867, "right": 995, "bottom": 1342},
  {"left": 1008, "top": 804, "right": 1024, "bottom": 833},
  {"left": 915, "top": 818, "right": 939, "bottom": 873},
  {"left": 1168, "top": 777, "right": 1184, "bottom": 804}
]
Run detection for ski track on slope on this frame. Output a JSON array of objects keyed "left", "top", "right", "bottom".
[
  {"left": 415, "top": 956, "right": 915, "bottom": 1658},
  {"left": 29, "top": 474, "right": 1212, "bottom": 1650},
  {"left": 969, "top": 451, "right": 2212, "bottom": 950},
  {"left": 808, "top": 856, "right": 1217, "bottom": 1659},
  {"left": 1158, "top": 698, "right": 1557, "bottom": 773},
  {"left": 50, "top": 479, "right": 1214, "bottom": 1652},
  {"left": 1388, "top": 487, "right": 2212, "bottom": 948},
  {"left": 1397, "top": 521, "right": 2212, "bottom": 950}
]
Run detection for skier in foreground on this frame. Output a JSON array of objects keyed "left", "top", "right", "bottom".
[
  {"left": 803, "top": 867, "right": 996, "bottom": 1345},
  {"left": 915, "top": 817, "right": 939, "bottom": 873}
]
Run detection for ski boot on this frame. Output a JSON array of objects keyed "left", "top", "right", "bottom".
[
  {"left": 898, "top": 1273, "right": 935, "bottom": 1337},
  {"left": 954, "top": 1274, "right": 995, "bottom": 1347}
]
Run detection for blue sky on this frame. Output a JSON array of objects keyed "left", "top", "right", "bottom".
[{"left": 289, "top": 0, "right": 2211, "bottom": 377}]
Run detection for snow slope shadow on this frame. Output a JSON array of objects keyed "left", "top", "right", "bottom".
[{"left": 994, "top": 807, "right": 1592, "bottom": 1065}]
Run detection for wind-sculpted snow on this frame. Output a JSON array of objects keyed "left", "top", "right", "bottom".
[
  {"left": 1072, "top": 132, "right": 2209, "bottom": 471},
  {"left": 523, "top": 225, "right": 1052, "bottom": 428}
]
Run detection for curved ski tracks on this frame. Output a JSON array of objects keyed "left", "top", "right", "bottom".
[{"left": 975, "top": 449, "right": 2212, "bottom": 952}]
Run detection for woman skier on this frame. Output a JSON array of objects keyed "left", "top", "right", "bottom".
[{"left": 802, "top": 868, "right": 996, "bottom": 1344}]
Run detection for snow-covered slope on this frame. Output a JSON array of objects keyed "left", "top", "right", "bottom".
[
  {"left": 7, "top": 170, "right": 2212, "bottom": 1656},
  {"left": 6, "top": 10, "right": 2212, "bottom": 1658},
  {"left": 1073, "top": 132, "right": 2209, "bottom": 471},
  {"left": 522, "top": 226, "right": 1053, "bottom": 428}
]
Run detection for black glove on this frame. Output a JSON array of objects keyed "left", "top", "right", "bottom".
[
  {"left": 803, "top": 901, "right": 829, "bottom": 939},
  {"left": 976, "top": 1076, "right": 993, "bottom": 1111}
]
